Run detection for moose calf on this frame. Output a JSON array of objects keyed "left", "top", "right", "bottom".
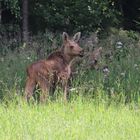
[{"left": 25, "top": 32, "right": 84, "bottom": 103}]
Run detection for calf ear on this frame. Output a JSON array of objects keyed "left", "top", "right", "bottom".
[
  {"left": 73, "top": 32, "right": 81, "bottom": 42},
  {"left": 62, "top": 32, "right": 69, "bottom": 43}
]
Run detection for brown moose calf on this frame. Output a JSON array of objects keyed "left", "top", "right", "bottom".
[{"left": 25, "top": 32, "right": 84, "bottom": 103}]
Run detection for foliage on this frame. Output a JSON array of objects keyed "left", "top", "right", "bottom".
[
  {"left": 0, "top": 24, "right": 21, "bottom": 55},
  {"left": 2, "top": 0, "right": 20, "bottom": 18},
  {"left": 29, "top": 0, "right": 120, "bottom": 33}
]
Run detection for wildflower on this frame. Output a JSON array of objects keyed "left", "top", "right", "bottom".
[
  {"left": 120, "top": 72, "right": 125, "bottom": 77},
  {"left": 134, "top": 64, "right": 138, "bottom": 68},
  {"left": 27, "top": 57, "right": 31, "bottom": 60},
  {"left": 70, "top": 88, "right": 76, "bottom": 91},
  {"left": 116, "top": 41, "right": 123, "bottom": 46},
  {"left": 102, "top": 66, "right": 110, "bottom": 83},
  {"left": 134, "top": 64, "right": 139, "bottom": 70},
  {"left": 70, "top": 88, "right": 79, "bottom": 93},
  {"left": 103, "top": 66, "right": 110, "bottom": 74},
  {"left": 116, "top": 41, "right": 123, "bottom": 49},
  {"left": 88, "top": 6, "right": 91, "bottom": 11}
]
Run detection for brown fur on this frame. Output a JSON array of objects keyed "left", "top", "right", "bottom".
[
  {"left": 25, "top": 32, "right": 84, "bottom": 103},
  {"left": 88, "top": 47, "right": 102, "bottom": 70},
  {"left": 72, "top": 47, "right": 102, "bottom": 71}
]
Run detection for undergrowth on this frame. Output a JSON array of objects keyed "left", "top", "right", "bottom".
[{"left": 0, "top": 28, "right": 140, "bottom": 103}]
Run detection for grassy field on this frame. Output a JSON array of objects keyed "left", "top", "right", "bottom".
[
  {"left": 0, "top": 29, "right": 140, "bottom": 140},
  {"left": 0, "top": 98, "right": 139, "bottom": 140}
]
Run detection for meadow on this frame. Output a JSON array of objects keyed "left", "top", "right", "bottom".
[
  {"left": 0, "top": 29, "right": 140, "bottom": 139},
  {"left": 0, "top": 98, "right": 140, "bottom": 140}
]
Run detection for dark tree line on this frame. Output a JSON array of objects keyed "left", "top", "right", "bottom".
[
  {"left": 0, "top": 0, "right": 140, "bottom": 44},
  {"left": 22, "top": 0, "right": 28, "bottom": 43}
]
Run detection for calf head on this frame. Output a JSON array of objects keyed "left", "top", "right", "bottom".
[
  {"left": 88, "top": 47, "right": 102, "bottom": 70},
  {"left": 62, "top": 32, "right": 84, "bottom": 58}
]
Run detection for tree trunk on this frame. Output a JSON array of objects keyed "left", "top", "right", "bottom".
[
  {"left": 22, "top": 0, "right": 29, "bottom": 43},
  {"left": 0, "top": 2, "right": 2, "bottom": 25}
]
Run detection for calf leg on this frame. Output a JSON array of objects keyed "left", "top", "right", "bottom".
[
  {"left": 25, "top": 77, "right": 36, "bottom": 103},
  {"left": 62, "top": 79, "right": 69, "bottom": 102},
  {"left": 39, "top": 80, "right": 49, "bottom": 103},
  {"left": 49, "top": 81, "right": 56, "bottom": 96}
]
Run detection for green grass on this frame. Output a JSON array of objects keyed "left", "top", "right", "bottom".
[{"left": 0, "top": 98, "right": 139, "bottom": 140}]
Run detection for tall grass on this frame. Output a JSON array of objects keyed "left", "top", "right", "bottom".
[
  {"left": 0, "top": 29, "right": 140, "bottom": 103},
  {"left": 0, "top": 98, "right": 139, "bottom": 140}
]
